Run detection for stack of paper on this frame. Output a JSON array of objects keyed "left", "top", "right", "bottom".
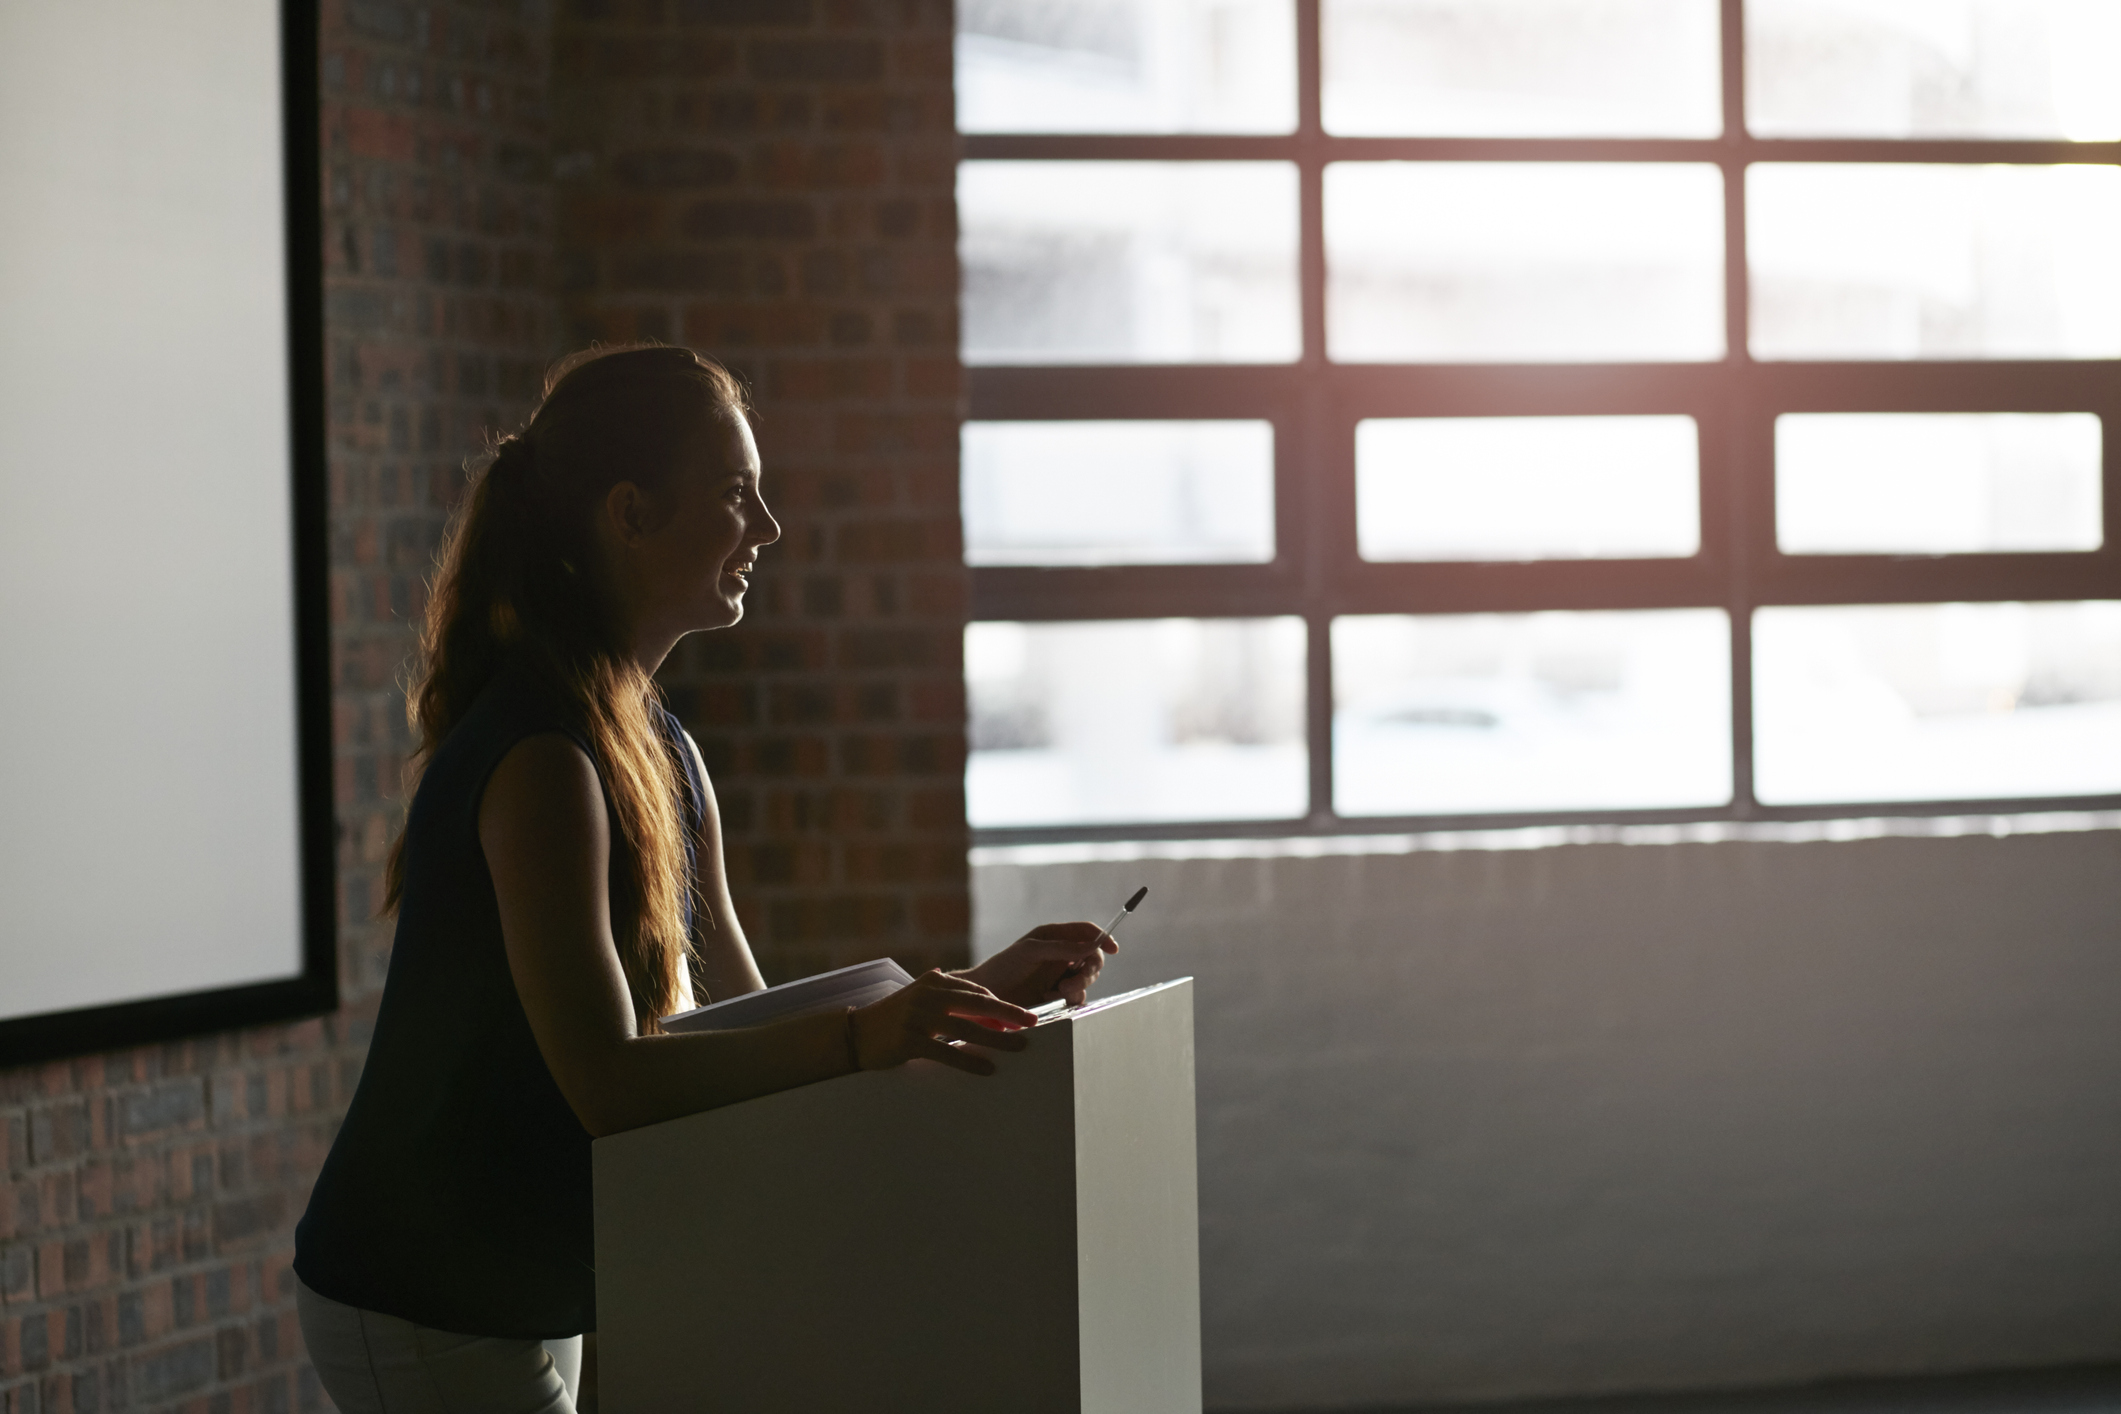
[{"left": 660, "top": 958, "right": 915, "bottom": 1034}]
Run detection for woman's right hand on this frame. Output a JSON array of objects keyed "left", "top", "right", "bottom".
[{"left": 848, "top": 970, "right": 1039, "bottom": 1076}]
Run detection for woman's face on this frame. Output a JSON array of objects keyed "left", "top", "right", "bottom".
[
  {"left": 672, "top": 412, "right": 779, "bottom": 631},
  {"left": 607, "top": 411, "right": 781, "bottom": 657}
]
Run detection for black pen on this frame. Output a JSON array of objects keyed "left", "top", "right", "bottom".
[{"left": 1094, "top": 886, "right": 1149, "bottom": 948}]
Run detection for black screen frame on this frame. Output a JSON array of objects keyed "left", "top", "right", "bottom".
[{"left": 0, "top": 0, "right": 336, "bottom": 1068}]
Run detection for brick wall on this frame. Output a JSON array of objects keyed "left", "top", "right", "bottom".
[
  {"left": 552, "top": 0, "right": 971, "bottom": 982},
  {"left": 0, "top": 1, "right": 561, "bottom": 1409},
  {"left": 1, "top": 0, "right": 967, "bottom": 1408},
  {"left": 0, "top": 1039, "right": 327, "bottom": 1414}
]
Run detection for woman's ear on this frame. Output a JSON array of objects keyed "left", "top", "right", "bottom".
[{"left": 601, "top": 480, "right": 656, "bottom": 549}]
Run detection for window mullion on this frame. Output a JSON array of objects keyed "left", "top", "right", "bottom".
[
  {"left": 970, "top": 566, "right": 1300, "bottom": 623},
  {"left": 1295, "top": 0, "right": 1334, "bottom": 822},
  {"left": 1721, "top": 0, "right": 1757, "bottom": 815},
  {"left": 1728, "top": 393, "right": 1771, "bottom": 818},
  {"left": 1752, "top": 555, "right": 2121, "bottom": 607},
  {"left": 960, "top": 134, "right": 1299, "bottom": 161},
  {"left": 1720, "top": 0, "right": 1746, "bottom": 143}
]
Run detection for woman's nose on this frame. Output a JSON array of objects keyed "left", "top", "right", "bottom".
[{"left": 748, "top": 499, "right": 782, "bottom": 547}]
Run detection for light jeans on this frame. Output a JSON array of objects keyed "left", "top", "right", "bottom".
[{"left": 296, "top": 1275, "right": 581, "bottom": 1414}]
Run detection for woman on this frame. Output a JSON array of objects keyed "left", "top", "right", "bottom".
[{"left": 294, "top": 345, "right": 1114, "bottom": 1412}]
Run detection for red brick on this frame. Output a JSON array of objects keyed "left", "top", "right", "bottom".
[
  {"left": 341, "top": 107, "right": 420, "bottom": 162},
  {"left": 769, "top": 356, "right": 894, "bottom": 401},
  {"left": 913, "top": 890, "right": 970, "bottom": 935},
  {"left": 905, "top": 570, "right": 966, "bottom": 617},
  {"left": 571, "top": 36, "right": 739, "bottom": 82},
  {"left": 557, "top": 194, "right": 665, "bottom": 245},
  {"left": 683, "top": 301, "right": 829, "bottom": 349},
  {"left": 832, "top": 409, "right": 954, "bottom": 457},
  {"left": 754, "top": 140, "right": 888, "bottom": 190},
  {"left": 834, "top": 517, "right": 954, "bottom": 563},
  {"left": 33, "top": 1175, "right": 75, "bottom": 1234},
  {"left": 902, "top": 355, "right": 956, "bottom": 399},
  {"left": 907, "top": 787, "right": 966, "bottom": 831}
]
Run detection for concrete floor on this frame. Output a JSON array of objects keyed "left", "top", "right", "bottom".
[{"left": 1255, "top": 1365, "right": 2121, "bottom": 1414}]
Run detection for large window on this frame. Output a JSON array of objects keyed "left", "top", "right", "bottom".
[{"left": 957, "top": 0, "right": 2121, "bottom": 842}]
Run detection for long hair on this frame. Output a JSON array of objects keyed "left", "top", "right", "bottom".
[{"left": 385, "top": 344, "right": 753, "bottom": 1031}]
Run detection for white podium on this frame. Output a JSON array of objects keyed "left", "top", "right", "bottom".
[{"left": 592, "top": 978, "right": 1201, "bottom": 1413}]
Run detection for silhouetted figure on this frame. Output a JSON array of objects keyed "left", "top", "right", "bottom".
[{"left": 293, "top": 345, "right": 1114, "bottom": 1412}]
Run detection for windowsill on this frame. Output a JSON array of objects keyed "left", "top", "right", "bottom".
[{"left": 970, "top": 808, "right": 2121, "bottom": 866}]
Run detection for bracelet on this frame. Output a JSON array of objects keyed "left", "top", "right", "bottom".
[{"left": 842, "top": 1005, "right": 863, "bottom": 1073}]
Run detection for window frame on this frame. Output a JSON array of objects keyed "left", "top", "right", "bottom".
[{"left": 961, "top": 0, "right": 2121, "bottom": 846}]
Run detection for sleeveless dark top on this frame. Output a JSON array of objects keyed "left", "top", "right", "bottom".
[{"left": 295, "top": 656, "right": 703, "bottom": 1338}]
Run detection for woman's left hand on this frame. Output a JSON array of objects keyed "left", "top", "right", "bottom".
[{"left": 961, "top": 922, "right": 1116, "bottom": 1009}]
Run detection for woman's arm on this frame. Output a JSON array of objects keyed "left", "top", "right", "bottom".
[
  {"left": 480, "top": 733, "right": 1036, "bottom": 1137},
  {"left": 679, "top": 728, "right": 767, "bottom": 1004}
]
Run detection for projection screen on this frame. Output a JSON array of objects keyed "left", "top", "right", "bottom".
[{"left": 0, "top": 0, "right": 332, "bottom": 1063}]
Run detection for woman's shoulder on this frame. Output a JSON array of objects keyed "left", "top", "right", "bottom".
[{"left": 414, "top": 658, "right": 597, "bottom": 830}]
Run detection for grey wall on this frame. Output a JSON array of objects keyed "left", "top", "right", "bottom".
[{"left": 972, "top": 823, "right": 2121, "bottom": 1411}]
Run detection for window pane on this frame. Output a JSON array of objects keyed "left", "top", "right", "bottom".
[
  {"left": 1357, "top": 415, "right": 1699, "bottom": 562},
  {"left": 957, "top": 0, "right": 1296, "bottom": 134},
  {"left": 1777, "top": 414, "right": 2104, "bottom": 555},
  {"left": 1333, "top": 610, "right": 1732, "bottom": 815},
  {"left": 963, "top": 421, "right": 1275, "bottom": 565},
  {"left": 1747, "top": 0, "right": 2121, "bottom": 140},
  {"left": 967, "top": 618, "right": 1308, "bottom": 826},
  {"left": 1748, "top": 165, "right": 2121, "bottom": 361},
  {"left": 1325, "top": 163, "right": 1725, "bottom": 363},
  {"left": 960, "top": 161, "right": 1301, "bottom": 365},
  {"left": 1753, "top": 602, "right": 2121, "bottom": 804},
  {"left": 1323, "top": 0, "right": 1720, "bottom": 137}
]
